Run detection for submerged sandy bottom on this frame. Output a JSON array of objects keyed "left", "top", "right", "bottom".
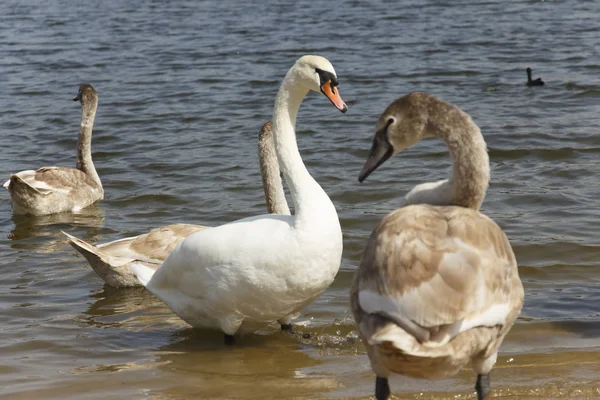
[{"left": 3, "top": 291, "right": 599, "bottom": 400}]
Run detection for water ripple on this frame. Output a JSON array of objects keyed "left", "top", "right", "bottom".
[{"left": 1, "top": 0, "right": 599, "bottom": 398}]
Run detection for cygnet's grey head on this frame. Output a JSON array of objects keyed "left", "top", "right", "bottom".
[
  {"left": 359, "top": 92, "right": 434, "bottom": 182},
  {"left": 73, "top": 83, "right": 98, "bottom": 107}
]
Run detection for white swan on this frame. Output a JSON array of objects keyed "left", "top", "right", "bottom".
[
  {"left": 4, "top": 84, "right": 103, "bottom": 216},
  {"left": 63, "top": 121, "right": 289, "bottom": 288},
  {"left": 130, "top": 55, "right": 347, "bottom": 344},
  {"left": 351, "top": 92, "right": 524, "bottom": 400}
]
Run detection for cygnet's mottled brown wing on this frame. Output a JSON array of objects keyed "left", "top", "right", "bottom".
[
  {"left": 64, "top": 224, "right": 209, "bottom": 288},
  {"left": 354, "top": 204, "right": 522, "bottom": 344},
  {"left": 125, "top": 224, "right": 209, "bottom": 262},
  {"left": 7, "top": 166, "right": 100, "bottom": 195}
]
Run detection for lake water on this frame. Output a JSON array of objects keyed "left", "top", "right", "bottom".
[{"left": 1, "top": 0, "right": 600, "bottom": 399}]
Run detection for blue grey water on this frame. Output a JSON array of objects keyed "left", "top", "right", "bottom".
[{"left": 1, "top": 0, "right": 599, "bottom": 398}]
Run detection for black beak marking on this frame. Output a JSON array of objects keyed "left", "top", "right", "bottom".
[{"left": 315, "top": 67, "right": 339, "bottom": 88}]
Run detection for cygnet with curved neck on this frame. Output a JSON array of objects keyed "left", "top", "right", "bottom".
[
  {"left": 4, "top": 84, "right": 103, "bottom": 216},
  {"left": 359, "top": 91, "right": 489, "bottom": 210},
  {"left": 353, "top": 92, "right": 523, "bottom": 400}
]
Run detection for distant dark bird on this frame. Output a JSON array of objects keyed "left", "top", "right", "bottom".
[{"left": 526, "top": 67, "right": 544, "bottom": 86}]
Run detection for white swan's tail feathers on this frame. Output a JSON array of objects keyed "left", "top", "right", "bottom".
[{"left": 130, "top": 263, "right": 155, "bottom": 287}]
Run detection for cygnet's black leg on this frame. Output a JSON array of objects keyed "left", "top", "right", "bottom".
[
  {"left": 224, "top": 334, "right": 236, "bottom": 346},
  {"left": 375, "top": 377, "right": 390, "bottom": 400},
  {"left": 280, "top": 323, "right": 293, "bottom": 332},
  {"left": 475, "top": 373, "right": 490, "bottom": 400}
]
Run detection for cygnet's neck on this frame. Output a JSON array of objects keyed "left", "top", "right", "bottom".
[
  {"left": 258, "top": 122, "right": 290, "bottom": 215},
  {"left": 271, "top": 72, "right": 329, "bottom": 218},
  {"left": 76, "top": 100, "right": 102, "bottom": 190},
  {"left": 425, "top": 102, "right": 489, "bottom": 210}
]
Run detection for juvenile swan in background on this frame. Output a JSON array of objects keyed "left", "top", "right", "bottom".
[
  {"left": 351, "top": 92, "right": 524, "bottom": 400},
  {"left": 4, "top": 84, "right": 103, "bottom": 215},
  {"left": 130, "top": 56, "right": 347, "bottom": 344},
  {"left": 63, "top": 121, "right": 289, "bottom": 288},
  {"left": 526, "top": 67, "right": 544, "bottom": 86}
]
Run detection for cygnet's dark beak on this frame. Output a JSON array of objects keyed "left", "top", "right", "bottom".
[{"left": 358, "top": 126, "right": 393, "bottom": 182}]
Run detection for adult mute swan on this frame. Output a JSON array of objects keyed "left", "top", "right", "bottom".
[
  {"left": 63, "top": 121, "right": 289, "bottom": 288},
  {"left": 4, "top": 84, "right": 103, "bottom": 216},
  {"left": 130, "top": 55, "right": 347, "bottom": 344},
  {"left": 351, "top": 92, "right": 523, "bottom": 400}
]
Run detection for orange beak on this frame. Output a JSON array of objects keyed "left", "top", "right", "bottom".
[{"left": 320, "top": 81, "right": 348, "bottom": 113}]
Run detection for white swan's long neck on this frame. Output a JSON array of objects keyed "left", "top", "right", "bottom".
[
  {"left": 258, "top": 122, "right": 290, "bottom": 215},
  {"left": 271, "top": 72, "right": 330, "bottom": 220},
  {"left": 76, "top": 100, "right": 102, "bottom": 189},
  {"left": 436, "top": 109, "right": 489, "bottom": 210}
]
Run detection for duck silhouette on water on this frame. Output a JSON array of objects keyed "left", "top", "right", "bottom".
[{"left": 526, "top": 67, "right": 544, "bottom": 86}]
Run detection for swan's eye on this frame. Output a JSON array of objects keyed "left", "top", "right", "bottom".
[
  {"left": 387, "top": 117, "right": 396, "bottom": 126},
  {"left": 315, "top": 68, "right": 338, "bottom": 87}
]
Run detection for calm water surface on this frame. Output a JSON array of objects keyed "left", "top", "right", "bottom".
[{"left": 1, "top": 0, "right": 600, "bottom": 399}]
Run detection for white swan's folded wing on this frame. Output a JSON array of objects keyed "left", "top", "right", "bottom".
[
  {"left": 145, "top": 214, "right": 295, "bottom": 293},
  {"left": 133, "top": 214, "right": 301, "bottom": 331}
]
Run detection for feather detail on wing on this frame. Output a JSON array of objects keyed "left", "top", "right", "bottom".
[
  {"left": 354, "top": 204, "right": 519, "bottom": 349},
  {"left": 7, "top": 167, "right": 96, "bottom": 195},
  {"left": 402, "top": 179, "right": 452, "bottom": 206},
  {"left": 64, "top": 224, "right": 208, "bottom": 288},
  {"left": 124, "top": 224, "right": 208, "bottom": 262}
]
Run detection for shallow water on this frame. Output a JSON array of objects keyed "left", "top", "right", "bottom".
[{"left": 1, "top": 0, "right": 600, "bottom": 399}]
